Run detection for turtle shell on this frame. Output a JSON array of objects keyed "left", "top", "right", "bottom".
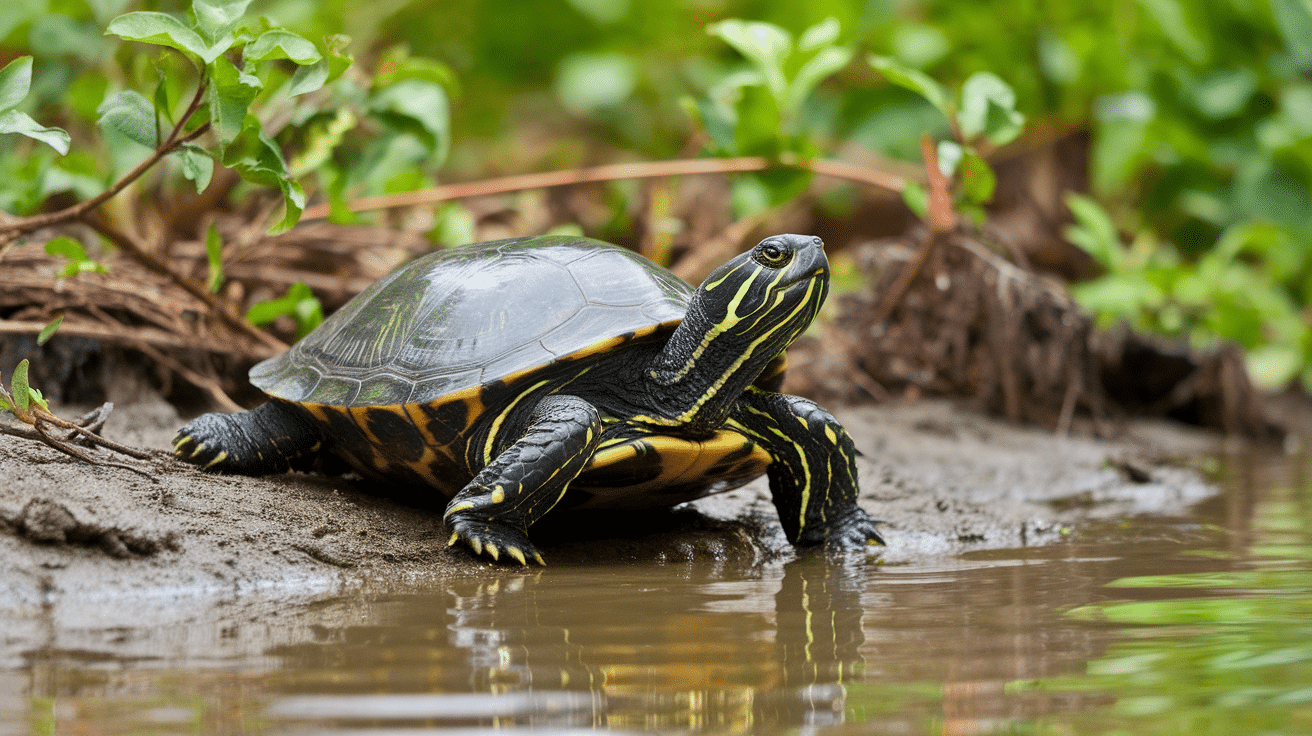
[{"left": 249, "top": 235, "right": 691, "bottom": 407}]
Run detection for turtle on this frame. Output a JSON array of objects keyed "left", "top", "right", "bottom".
[{"left": 174, "top": 233, "right": 884, "bottom": 565}]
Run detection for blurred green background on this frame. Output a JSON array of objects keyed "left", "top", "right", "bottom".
[{"left": 2, "top": 0, "right": 1311, "bottom": 388}]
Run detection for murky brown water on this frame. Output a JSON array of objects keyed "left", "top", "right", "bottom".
[{"left": 5, "top": 450, "right": 1311, "bottom": 735}]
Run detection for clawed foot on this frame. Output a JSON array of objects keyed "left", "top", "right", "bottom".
[
  {"left": 825, "top": 509, "right": 886, "bottom": 550},
  {"left": 445, "top": 510, "right": 545, "bottom": 566},
  {"left": 173, "top": 420, "right": 227, "bottom": 469}
]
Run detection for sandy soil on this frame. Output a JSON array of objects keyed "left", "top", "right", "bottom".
[{"left": 0, "top": 391, "right": 1222, "bottom": 617}]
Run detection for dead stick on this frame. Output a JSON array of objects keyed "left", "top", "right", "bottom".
[
  {"left": 0, "top": 320, "right": 271, "bottom": 358},
  {"left": 302, "top": 156, "right": 906, "bottom": 221},
  {"left": 81, "top": 213, "right": 287, "bottom": 355},
  {"left": 871, "top": 135, "right": 954, "bottom": 325},
  {"left": 133, "top": 341, "right": 244, "bottom": 414}
]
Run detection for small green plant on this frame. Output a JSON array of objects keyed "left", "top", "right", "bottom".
[
  {"left": 0, "top": 356, "right": 158, "bottom": 469},
  {"left": 245, "top": 282, "right": 324, "bottom": 340},
  {"left": 0, "top": 359, "right": 50, "bottom": 422},
  {"left": 1066, "top": 193, "right": 1310, "bottom": 390},
  {"left": 868, "top": 56, "right": 1025, "bottom": 225},
  {"left": 204, "top": 224, "right": 225, "bottom": 293},
  {"left": 698, "top": 17, "right": 855, "bottom": 214},
  {"left": 43, "top": 237, "right": 108, "bottom": 278},
  {"left": 0, "top": 56, "right": 70, "bottom": 154},
  {"left": 37, "top": 316, "right": 63, "bottom": 346}
]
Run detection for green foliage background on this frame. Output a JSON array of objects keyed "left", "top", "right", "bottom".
[{"left": 2, "top": 0, "right": 1311, "bottom": 389}]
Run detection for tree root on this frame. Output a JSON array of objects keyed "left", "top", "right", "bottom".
[{"left": 825, "top": 228, "right": 1282, "bottom": 440}]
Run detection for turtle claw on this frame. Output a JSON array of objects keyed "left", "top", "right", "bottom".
[
  {"left": 826, "top": 510, "right": 886, "bottom": 551},
  {"left": 446, "top": 514, "right": 545, "bottom": 566}
]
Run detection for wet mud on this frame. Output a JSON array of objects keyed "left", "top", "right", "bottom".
[{"left": 0, "top": 393, "right": 1220, "bottom": 615}]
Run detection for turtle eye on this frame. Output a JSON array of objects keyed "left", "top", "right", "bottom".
[{"left": 752, "top": 241, "right": 792, "bottom": 269}]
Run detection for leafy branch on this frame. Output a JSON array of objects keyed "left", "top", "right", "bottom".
[
  {"left": 0, "top": 80, "right": 212, "bottom": 249},
  {"left": 869, "top": 56, "right": 1025, "bottom": 226},
  {"left": 0, "top": 360, "right": 161, "bottom": 476},
  {"left": 0, "top": 0, "right": 349, "bottom": 352}
]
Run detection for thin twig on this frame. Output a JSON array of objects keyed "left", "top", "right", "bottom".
[
  {"left": 302, "top": 156, "right": 907, "bottom": 221},
  {"left": 0, "top": 319, "right": 270, "bottom": 358},
  {"left": 1, "top": 404, "right": 161, "bottom": 478},
  {"left": 36, "top": 420, "right": 160, "bottom": 479},
  {"left": 133, "top": 341, "right": 244, "bottom": 413},
  {"left": 0, "top": 83, "right": 211, "bottom": 249},
  {"left": 35, "top": 409, "right": 157, "bottom": 460},
  {"left": 81, "top": 212, "right": 287, "bottom": 355},
  {"left": 872, "top": 136, "right": 954, "bottom": 325}
]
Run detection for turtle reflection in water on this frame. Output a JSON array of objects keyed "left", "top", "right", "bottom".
[{"left": 175, "top": 234, "right": 884, "bottom": 565}]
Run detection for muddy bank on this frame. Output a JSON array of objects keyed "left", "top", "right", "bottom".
[{"left": 1, "top": 395, "right": 1221, "bottom": 614}]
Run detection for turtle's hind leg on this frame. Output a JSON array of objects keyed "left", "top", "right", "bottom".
[{"left": 175, "top": 400, "right": 324, "bottom": 475}]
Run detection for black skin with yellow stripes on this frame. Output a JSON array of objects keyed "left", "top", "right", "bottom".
[{"left": 175, "top": 234, "right": 884, "bottom": 565}]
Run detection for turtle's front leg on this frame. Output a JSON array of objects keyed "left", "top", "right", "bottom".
[
  {"left": 731, "top": 389, "right": 884, "bottom": 550},
  {"left": 444, "top": 394, "right": 603, "bottom": 566}
]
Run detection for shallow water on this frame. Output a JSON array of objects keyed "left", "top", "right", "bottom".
[{"left": 5, "top": 450, "right": 1312, "bottom": 735}]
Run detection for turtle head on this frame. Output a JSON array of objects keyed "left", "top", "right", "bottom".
[
  {"left": 646, "top": 234, "right": 829, "bottom": 426},
  {"left": 694, "top": 233, "right": 829, "bottom": 354}
]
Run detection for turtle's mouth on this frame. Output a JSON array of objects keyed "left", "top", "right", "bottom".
[{"left": 782, "top": 265, "right": 828, "bottom": 289}]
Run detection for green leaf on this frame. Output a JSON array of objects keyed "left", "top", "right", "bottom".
[
  {"left": 784, "top": 44, "right": 852, "bottom": 123},
  {"left": 245, "top": 282, "right": 322, "bottom": 339},
  {"left": 730, "top": 84, "right": 783, "bottom": 156},
  {"left": 555, "top": 52, "right": 637, "bottom": 115},
  {"left": 44, "top": 236, "right": 108, "bottom": 277},
  {"left": 1275, "top": 0, "right": 1312, "bottom": 68},
  {"left": 798, "top": 17, "right": 841, "bottom": 52},
  {"left": 0, "top": 110, "right": 71, "bottom": 154},
  {"left": 153, "top": 75, "right": 173, "bottom": 126},
  {"left": 192, "top": 0, "right": 253, "bottom": 43},
  {"left": 207, "top": 55, "right": 262, "bottom": 151},
  {"left": 44, "top": 236, "right": 88, "bottom": 262},
  {"left": 288, "top": 59, "right": 330, "bottom": 97},
  {"left": 693, "top": 97, "right": 738, "bottom": 154},
  {"left": 289, "top": 107, "right": 356, "bottom": 177},
  {"left": 106, "top": 11, "right": 208, "bottom": 65},
  {"left": 27, "top": 386, "right": 48, "bottom": 413},
  {"left": 12, "top": 359, "right": 31, "bottom": 413},
  {"left": 901, "top": 181, "right": 929, "bottom": 220},
  {"left": 1136, "top": 0, "right": 1208, "bottom": 64},
  {"left": 37, "top": 315, "right": 63, "bottom": 346},
  {"left": 0, "top": 56, "right": 32, "bottom": 113},
  {"left": 1064, "top": 193, "right": 1124, "bottom": 271},
  {"left": 708, "top": 19, "right": 791, "bottom": 101},
  {"left": 96, "top": 89, "right": 157, "bottom": 148},
  {"left": 223, "top": 114, "right": 304, "bottom": 233},
  {"left": 245, "top": 29, "right": 322, "bottom": 65},
  {"left": 371, "top": 78, "right": 450, "bottom": 160},
  {"left": 891, "top": 24, "right": 950, "bottom": 69},
  {"left": 372, "top": 47, "right": 440, "bottom": 90},
  {"left": 958, "top": 149, "right": 996, "bottom": 206},
  {"left": 980, "top": 99, "right": 1025, "bottom": 146},
  {"left": 324, "top": 34, "right": 354, "bottom": 85},
  {"left": 1193, "top": 68, "right": 1256, "bottom": 120},
  {"left": 1037, "top": 28, "right": 1080, "bottom": 84},
  {"left": 205, "top": 224, "right": 224, "bottom": 293},
  {"left": 960, "top": 72, "right": 1024, "bottom": 144},
  {"left": 179, "top": 142, "right": 213, "bottom": 193},
  {"left": 869, "top": 55, "right": 951, "bottom": 119},
  {"left": 936, "top": 140, "right": 964, "bottom": 177},
  {"left": 1235, "top": 157, "right": 1312, "bottom": 230}
]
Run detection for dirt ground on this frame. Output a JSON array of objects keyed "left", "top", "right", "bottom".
[{"left": 0, "top": 388, "right": 1223, "bottom": 617}]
